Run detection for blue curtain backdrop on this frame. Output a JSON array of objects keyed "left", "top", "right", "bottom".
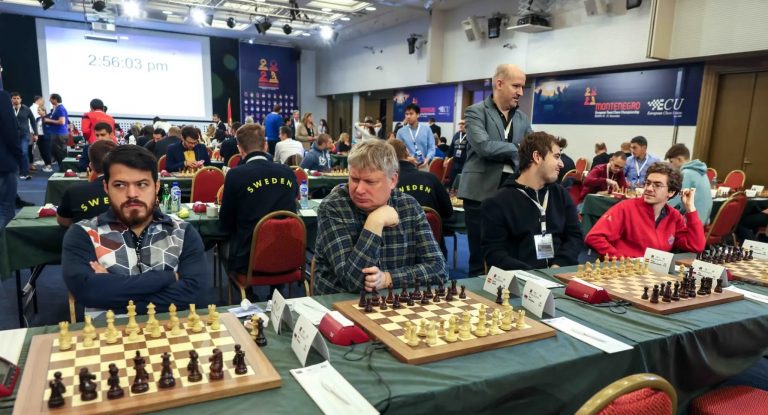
[
  {"left": 393, "top": 85, "right": 455, "bottom": 123},
  {"left": 239, "top": 43, "right": 299, "bottom": 124}
]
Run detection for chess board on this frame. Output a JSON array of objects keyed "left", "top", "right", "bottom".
[
  {"left": 13, "top": 314, "right": 281, "bottom": 415},
  {"left": 677, "top": 258, "right": 768, "bottom": 287},
  {"left": 171, "top": 171, "right": 196, "bottom": 178},
  {"left": 554, "top": 269, "right": 744, "bottom": 315},
  {"left": 450, "top": 196, "right": 463, "bottom": 207},
  {"left": 321, "top": 170, "right": 348, "bottom": 177},
  {"left": 334, "top": 290, "right": 555, "bottom": 365}
]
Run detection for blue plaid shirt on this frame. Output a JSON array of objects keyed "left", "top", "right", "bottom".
[{"left": 313, "top": 186, "right": 447, "bottom": 295}]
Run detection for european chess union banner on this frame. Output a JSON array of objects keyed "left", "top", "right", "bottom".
[
  {"left": 393, "top": 85, "right": 455, "bottom": 123},
  {"left": 532, "top": 65, "right": 703, "bottom": 126},
  {"left": 239, "top": 43, "right": 299, "bottom": 124}
]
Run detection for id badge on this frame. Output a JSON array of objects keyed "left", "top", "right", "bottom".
[
  {"left": 534, "top": 234, "right": 555, "bottom": 260},
  {"left": 454, "top": 149, "right": 462, "bottom": 158}
]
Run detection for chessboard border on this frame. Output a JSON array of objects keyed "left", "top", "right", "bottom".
[
  {"left": 676, "top": 258, "right": 768, "bottom": 287},
  {"left": 333, "top": 290, "right": 556, "bottom": 365},
  {"left": 13, "top": 314, "right": 282, "bottom": 415},
  {"left": 554, "top": 271, "right": 744, "bottom": 315}
]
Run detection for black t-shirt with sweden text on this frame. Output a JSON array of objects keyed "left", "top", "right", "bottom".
[{"left": 56, "top": 178, "right": 110, "bottom": 222}]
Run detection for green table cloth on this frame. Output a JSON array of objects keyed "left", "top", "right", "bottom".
[
  {"left": 66, "top": 147, "right": 82, "bottom": 157},
  {"left": 60, "top": 157, "right": 81, "bottom": 172},
  {"left": 45, "top": 174, "right": 194, "bottom": 205},
  {"left": 2, "top": 274, "right": 767, "bottom": 415}
]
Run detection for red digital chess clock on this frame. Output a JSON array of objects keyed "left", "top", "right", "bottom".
[{"left": 0, "top": 356, "right": 20, "bottom": 398}]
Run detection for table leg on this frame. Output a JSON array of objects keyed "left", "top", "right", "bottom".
[{"left": 15, "top": 270, "right": 25, "bottom": 327}]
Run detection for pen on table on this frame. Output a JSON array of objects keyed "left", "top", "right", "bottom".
[
  {"left": 572, "top": 329, "right": 606, "bottom": 343},
  {"left": 321, "top": 380, "right": 351, "bottom": 405}
]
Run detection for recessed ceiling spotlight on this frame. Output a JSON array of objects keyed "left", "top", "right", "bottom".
[
  {"left": 321, "top": 7, "right": 332, "bottom": 12},
  {"left": 162, "top": 10, "right": 173, "bottom": 15},
  {"left": 320, "top": 25, "right": 333, "bottom": 40},
  {"left": 92, "top": 0, "right": 106, "bottom": 12},
  {"left": 301, "top": 32, "right": 310, "bottom": 37},
  {"left": 226, "top": 17, "right": 236, "bottom": 28},
  {"left": 340, "top": 16, "right": 350, "bottom": 21},
  {"left": 365, "top": 6, "right": 376, "bottom": 11},
  {"left": 123, "top": 1, "right": 140, "bottom": 17},
  {"left": 191, "top": 8, "right": 206, "bottom": 24}
]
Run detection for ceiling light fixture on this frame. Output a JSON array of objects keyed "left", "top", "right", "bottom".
[
  {"left": 92, "top": 0, "right": 106, "bottom": 12},
  {"left": 321, "top": 7, "right": 332, "bottom": 12},
  {"left": 39, "top": 0, "right": 55, "bottom": 10},
  {"left": 123, "top": 1, "right": 140, "bottom": 17},
  {"left": 319, "top": 26, "right": 333, "bottom": 40},
  {"left": 191, "top": 8, "right": 206, "bottom": 24},
  {"left": 340, "top": 16, "right": 350, "bottom": 21},
  {"left": 204, "top": 13, "right": 214, "bottom": 26},
  {"left": 365, "top": 6, "right": 376, "bottom": 11},
  {"left": 226, "top": 17, "right": 236, "bottom": 28},
  {"left": 301, "top": 32, "right": 310, "bottom": 37},
  {"left": 283, "top": 24, "right": 292, "bottom": 34},
  {"left": 162, "top": 10, "right": 173, "bottom": 15}
]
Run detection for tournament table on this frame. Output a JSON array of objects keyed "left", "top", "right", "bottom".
[
  {"left": 65, "top": 147, "right": 82, "bottom": 157},
  {"left": 1, "top": 271, "right": 767, "bottom": 414},
  {"left": 580, "top": 194, "right": 768, "bottom": 236},
  {"left": 59, "top": 157, "right": 81, "bottom": 172}
]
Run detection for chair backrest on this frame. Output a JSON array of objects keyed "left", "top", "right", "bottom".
[
  {"left": 423, "top": 207, "right": 443, "bottom": 244},
  {"left": 442, "top": 157, "right": 454, "bottom": 184},
  {"left": 706, "top": 191, "right": 748, "bottom": 245},
  {"left": 190, "top": 167, "right": 225, "bottom": 203},
  {"left": 216, "top": 185, "right": 224, "bottom": 205},
  {"left": 568, "top": 181, "right": 584, "bottom": 205},
  {"left": 576, "top": 373, "right": 677, "bottom": 415},
  {"left": 428, "top": 158, "right": 445, "bottom": 179},
  {"left": 286, "top": 154, "right": 303, "bottom": 167},
  {"left": 722, "top": 169, "right": 746, "bottom": 190},
  {"left": 305, "top": 256, "right": 316, "bottom": 297},
  {"left": 158, "top": 155, "right": 167, "bottom": 172},
  {"left": 249, "top": 211, "right": 306, "bottom": 275},
  {"left": 575, "top": 158, "right": 589, "bottom": 177},
  {"left": 212, "top": 149, "right": 221, "bottom": 161},
  {"left": 561, "top": 169, "right": 577, "bottom": 183},
  {"left": 88, "top": 170, "right": 99, "bottom": 182},
  {"left": 206, "top": 147, "right": 213, "bottom": 158},
  {"left": 706, "top": 167, "right": 717, "bottom": 183},
  {"left": 227, "top": 154, "right": 242, "bottom": 169}
]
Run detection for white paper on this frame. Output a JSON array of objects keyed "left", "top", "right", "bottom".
[
  {"left": 484, "top": 267, "right": 515, "bottom": 296},
  {"left": 691, "top": 260, "right": 728, "bottom": 287},
  {"left": 329, "top": 311, "right": 354, "bottom": 327},
  {"left": 228, "top": 303, "right": 265, "bottom": 318},
  {"left": 300, "top": 209, "right": 318, "bottom": 217},
  {"left": 0, "top": 328, "right": 27, "bottom": 365},
  {"left": 750, "top": 185, "right": 764, "bottom": 193},
  {"left": 543, "top": 317, "right": 633, "bottom": 354},
  {"left": 717, "top": 187, "right": 731, "bottom": 197},
  {"left": 287, "top": 297, "right": 331, "bottom": 325},
  {"left": 453, "top": 207, "right": 465, "bottom": 212},
  {"left": 520, "top": 279, "right": 556, "bottom": 318},
  {"left": 725, "top": 286, "right": 768, "bottom": 304},
  {"left": 271, "top": 289, "right": 293, "bottom": 334},
  {"left": 514, "top": 270, "right": 564, "bottom": 289},
  {"left": 291, "top": 361, "right": 379, "bottom": 415},
  {"left": 291, "top": 315, "right": 330, "bottom": 366},
  {"left": 743, "top": 240, "right": 768, "bottom": 260},
  {"left": 644, "top": 248, "right": 675, "bottom": 274}
]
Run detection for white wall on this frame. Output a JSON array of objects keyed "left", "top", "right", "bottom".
[{"left": 299, "top": 49, "right": 327, "bottom": 123}]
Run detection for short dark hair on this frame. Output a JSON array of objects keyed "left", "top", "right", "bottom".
[
  {"left": 10, "top": 91, "right": 20, "bottom": 98},
  {"left": 141, "top": 125, "right": 155, "bottom": 136},
  {"left": 389, "top": 139, "right": 409, "bottom": 160},
  {"left": 50, "top": 93, "right": 62, "bottom": 103},
  {"left": 181, "top": 126, "right": 198, "bottom": 140},
  {"left": 647, "top": 162, "right": 682, "bottom": 195},
  {"left": 439, "top": 136, "right": 447, "bottom": 144},
  {"left": 89, "top": 98, "right": 105, "bottom": 110},
  {"left": 273, "top": 104, "right": 281, "bottom": 112},
  {"left": 595, "top": 142, "right": 607, "bottom": 151},
  {"left": 231, "top": 122, "right": 242, "bottom": 131},
  {"left": 664, "top": 143, "right": 690, "bottom": 160},
  {"left": 153, "top": 128, "right": 166, "bottom": 137},
  {"left": 213, "top": 112, "right": 220, "bottom": 118},
  {"left": 630, "top": 136, "right": 648, "bottom": 147},
  {"left": 611, "top": 151, "right": 627, "bottom": 160},
  {"left": 102, "top": 145, "right": 158, "bottom": 183},
  {"left": 518, "top": 132, "right": 566, "bottom": 172},
  {"left": 33, "top": 95, "right": 42, "bottom": 102},
  {"left": 428, "top": 117, "right": 436, "bottom": 123},
  {"left": 279, "top": 126, "right": 292, "bottom": 137},
  {"left": 153, "top": 116, "right": 161, "bottom": 123},
  {"left": 405, "top": 103, "right": 421, "bottom": 114},
  {"left": 236, "top": 124, "right": 266, "bottom": 153},
  {"left": 317, "top": 133, "right": 332, "bottom": 146},
  {"left": 88, "top": 140, "right": 117, "bottom": 174},
  {"left": 93, "top": 122, "right": 112, "bottom": 134}
]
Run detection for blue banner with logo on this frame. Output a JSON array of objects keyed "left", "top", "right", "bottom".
[
  {"left": 393, "top": 85, "right": 455, "bottom": 123},
  {"left": 239, "top": 43, "right": 299, "bottom": 124},
  {"left": 532, "top": 65, "right": 703, "bottom": 126}
]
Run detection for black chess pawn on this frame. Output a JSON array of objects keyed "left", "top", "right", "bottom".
[
  {"left": 131, "top": 350, "right": 150, "bottom": 393},
  {"left": 187, "top": 350, "right": 203, "bottom": 382},
  {"left": 445, "top": 287, "right": 454, "bottom": 302},
  {"left": 679, "top": 279, "right": 689, "bottom": 299},
  {"left": 437, "top": 280, "right": 446, "bottom": 296},
  {"left": 386, "top": 284, "right": 395, "bottom": 304},
  {"left": 688, "top": 277, "right": 697, "bottom": 298},
  {"left": 495, "top": 286, "right": 503, "bottom": 304},
  {"left": 424, "top": 284, "right": 434, "bottom": 299},
  {"left": 79, "top": 368, "right": 98, "bottom": 401},
  {"left": 255, "top": 317, "right": 268, "bottom": 347},
  {"left": 406, "top": 296, "right": 415, "bottom": 306},
  {"left": 697, "top": 277, "right": 708, "bottom": 296},
  {"left": 747, "top": 249, "right": 754, "bottom": 261},
  {"left": 714, "top": 278, "right": 723, "bottom": 293},
  {"left": 411, "top": 280, "right": 422, "bottom": 300},
  {"left": 380, "top": 299, "right": 388, "bottom": 310},
  {"left": 371, "top": 289, "right": 381, "bottom": 306},
  {"left": 358, "top": 290, "right": 367, "bottom": 308},
  {"left": 158, "top": 352, "right": 176, "bottom": 388},
  {"left": 399, "top": 285, "right": 409, "bottom": 302},
  {"left": 48, "top": 372, "right": 66, "bottom": 408},
  {"left": 650, "top": 285, "right": 660, "bottom": 303},
  {"left": 641, "top": 286, "right": 649, "bottom": 300},
  {"left": 106, "top": 363, "right": 124, "bottom": 400},
  {"left": 433, "top": 290, "right": 441, "bottom": 303},
  {"left": 420, "top": 294, "right": 430, "bottom": 305},
  {"left": 233, "top": 344, "right": 248, "bottom": 375},
  {"left": 364, "top": 297, "right": 374, "bottom": 313},
  {"left": 392, "top": 296, "right": 402, "bottom": 309},
  {"left": 662, "top": 282, "right": 672, "bottom": 303},
  {"left": 450, "top": 280, "right": 458, "bottom": 295},
  {"left": 672, "top": 282, "right": 680, "bottom": 301},
  {"left": 459, "top": 285, "right": 467, "bottom": 299},
  {"left": 209, "top": 348, "right": 224, "bottom": 380}
]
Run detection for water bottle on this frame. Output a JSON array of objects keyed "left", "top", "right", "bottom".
[
  {"left": 300, "top": 180, "right": 309, "bottom": 209},
  {"left": 162, "top": 184, "right": 171, "bottom": 212},
  {"left": 710, "top": 174, "right": 718, "bottom": 190},
  {"left": 171, "top": 182, "right": 181, "bottom": 213}
]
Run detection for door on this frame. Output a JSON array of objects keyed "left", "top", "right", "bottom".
[
  {"left": 743, "top": 71, "right": 768, "bottom": 187},
  {"left": 707, "top": 73, "right": 754, "bottom": 182}
]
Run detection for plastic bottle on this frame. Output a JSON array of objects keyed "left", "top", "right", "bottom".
[
  {"left": 300, "top": 180, "right": 309, "bottom": 209},
  {"left": 710, "top": 174, "right": 718, "bottom": 190},
  {"left": 162, "top": 184, "right": 171, "bottom": 212},
  {"left": 171, "top": 182, "right": 181, "bottom": 213}
]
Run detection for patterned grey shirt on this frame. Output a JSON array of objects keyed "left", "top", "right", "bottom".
[{"left": 313, "top": 186, "right": 447, "bottom": 295}]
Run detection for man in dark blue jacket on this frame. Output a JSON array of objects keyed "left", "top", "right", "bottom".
[
  {"left": 62, "top": 145, "right": 209, "bottom": 313},
  {"left": 300, "top": 134, "right": 332, "bottom": 172},
  {"left": 219, "top": 122, "right": 241, "bottom": 166},
  {"left": 166, "top": 126, "right": 211, "bottom": 172},
  {"left": 0, "top": 89, "right": 22, "bottom": 231}
]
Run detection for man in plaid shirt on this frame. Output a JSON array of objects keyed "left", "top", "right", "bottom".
[{"left": 313, "top": 140, "right": 447, "bottom": 295}]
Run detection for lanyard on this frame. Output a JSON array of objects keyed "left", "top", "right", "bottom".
[
  {"left": 246, "top": 155, "right": 269, "bottom": 163},
  {"left": 633, "top": 157, "right": 648, "bottom": 179},
  {"left": 14, "top": 106, "right": 20, "bottom": 117},
  {"left": 407, "top": 124, "right": 421, "bottom": 147},
  {"left": 518, "top": 188, "right": 549, "bottom": 234},
  {"left": 458, "top": 133, "right": 466, "bottom": 146}
]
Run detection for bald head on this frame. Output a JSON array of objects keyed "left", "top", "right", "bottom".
[{"left": 492, "top": 64, "right": 526, "bottom": 111}]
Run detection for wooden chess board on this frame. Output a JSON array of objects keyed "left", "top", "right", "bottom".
[
  {"left": 13, "top": 314, "right": 281, "bottom": 415},
  {"left": 333, "top": 290, "right": 555, "bottom": 365},
  {"left": 171, "top": 171, "right": 196, "bottom": 178},
  {"left": 321, "top": 169, "right": 348, "bottom": 177},
  {"left": 677, "top": 258, "right": 768, "bottom": 287},
  {"left": 554, "top": 269, "right": 744, "bottom": 315},
  {"left": 450, "top": 197, "right": 463, "bottom": 207}
]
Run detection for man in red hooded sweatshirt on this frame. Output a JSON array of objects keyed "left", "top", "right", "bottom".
[{"left": 585, "top": 162, "right": 705, "bottom": 259}]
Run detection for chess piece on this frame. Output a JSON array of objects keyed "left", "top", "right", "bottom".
[
  {"left": 399, "top": 284, "right": 409, "bottom": 303},
  {"left": 459, "top": 285, "right": 467, "bottom": 299},
  {"left": 445, "top": 287, "right": 454, "bottom": 302},
  {"left": 697, "top": 277, "right": 708, "bottom": 296},
  {"left": 474, "top": 306, "right": 488, "bottom": 337},
  {"left": 650, "top": 285, "right": 660, "bottom": 304},
  {"left": 364, "top": 297, "right": 374, "bottom": 313},
  {"left": 392, "top": 296, "right": 402, "bottom": 309},
  {"left": 411, "top": 280, "right": 421, "bottom": 300},
  {"left": 490, "top": 309, "right": 503, "bottom": 335},
  {"left": 82, "top": 315, "right": 96, "bottom": 347},
  {"left": 406, "top": 296, "right": 415, "bottom": 307},
  {"left": 255, "top": 317, "right": 267, "bottom": 347},
  {"left": 145, "top": 302, "right": 158, "bottom": 334},
  {"left": 371, "top": 289, "right": 380, "bottom": 306},
  {"left": 209, "top": 348, "right": 224, "bottom": 380},
  {"left": 187, "top": 351, "right": 203, "bottom": 382},
  {"left": 386, "top": 284, "right": 394, "bottom": 304},
  {"left": 169, "top": 312, "right": 182, "bottom": 336},
  {"left": 500, "top": 309, "right": 513, "bottom": 331},
  {"left": 437, "top": 319, "right": 446, "bottom": 337},
  {"left": 58, "top": 321, "right": 72, "bottom": 351},
  {"left": 358, "top": 290, "right": 367, "bottom": 308},
  {"left": 158, "top": 352, "right": 176, "bottom": 388},
  {"left": 437, "top": 280, "right": 446, "bottom": 296},
  {"left": 233, "top": 344, "right": 248, "bottom": 375},
  {"left": 127, "top": 324, "right": 140, "bottom": 342},
  {"left": 167, "top": 303, "right": 179, "bottom": 327},
  {"left": 672, "top": 282, "right": 680, "bottom": 301},
  {"left": 150, "top": 321, "right": 162, "bottom": 339},
  {"left": 106, "top": 363, "right": 124, "bottom": 399},
  {"left": 207, "top": 304, "right": 216, "bottom": 325},
  {"left": 406, "top": 323, "right": 420, "bottom": 347},
  {"left": 576, "top": 264, "right": 584, "bottom": 277},
  {"left": 458, "top": 312, "right": 472, "bottom": 340},
  {"left": 502, "top": 288, "right": 512, "bottom": 312},
  {"left": 126, "top": 300, "right": 139, "bottom": 335},
  {"left": 426, "top": 322, "right": 438, "bottom": 346},
  {"left": 79, "top": 368, "right": 98, "bottom": 401},
  {"left": 495, "top": 286, "right": 503, "bottom": 304},
  {"left": 420, "top": 294, "right": 430, "bottom": 305},
  {"left": 595, "top": 258, "right": 602, "bottom": 275},
  {"left": 714, "top": 278, "right": 723, "bottom": 293},
  {"left": 424, "top": 283, "right": 434, "bottom": 299},
  {"left": 380, "top": 298, "right": 388, "bottom": 310},
  {"left": 433, "top": 289, "right": 441, "bottom": 303},
  {"left": 48, "top": 372, "right": 66, "bottom": 408},
  {"left": 249, "top": 314, "right": 259, "bottom": 341},
  {"left": 417, "top": 319, "right": 427, "bottom": 337},
  {"left": 131, "top": 350, "right": 150, "bottom": 393},
  {"left": 641, "top": 286, "right": 649, "bottom": 300},
  {"left": 105, "top": 310, "right": 118, "bottom": 344},
  {"left": 516, "top": 309, "right": 526, "bottom": 329},
  {"left": 662, "top": 282, "right": 672, "bottom": 302},
  {"left": 450, "top": 280, "right": 458, "bottom": 295},
  {"left": 188, "top": 304, "right": 202, "bottom": 332},
  {"left": 445, "top": 315, "right": 458, "bottom": 342},
  {"left": 680, "top": 278, "right": 689, "bottom": 299},
  {"left": 210, "top": 306, "right": 221, "bottom": 331}
]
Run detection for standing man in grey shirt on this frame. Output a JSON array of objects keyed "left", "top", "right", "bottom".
[
  {"left": 458, "top": 64, "right": 533, "bottom": 276},
  {"left": 10, "top": 92, "right": 37, "bottom": 180}
]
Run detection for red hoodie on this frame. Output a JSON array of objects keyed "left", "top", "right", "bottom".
[
  {"left": 81, "top": 110, "right": 116, "bottom": 143},
  {"left": 585, "top": 198, "right": 705, "bottom": 258},
  {"left": 579, "top": 163, "right": 630, "bottom": 203}
]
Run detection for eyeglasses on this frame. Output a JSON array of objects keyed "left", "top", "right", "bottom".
[{"left": 643, "top": 181, "right": 667, "bottom": 190}]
